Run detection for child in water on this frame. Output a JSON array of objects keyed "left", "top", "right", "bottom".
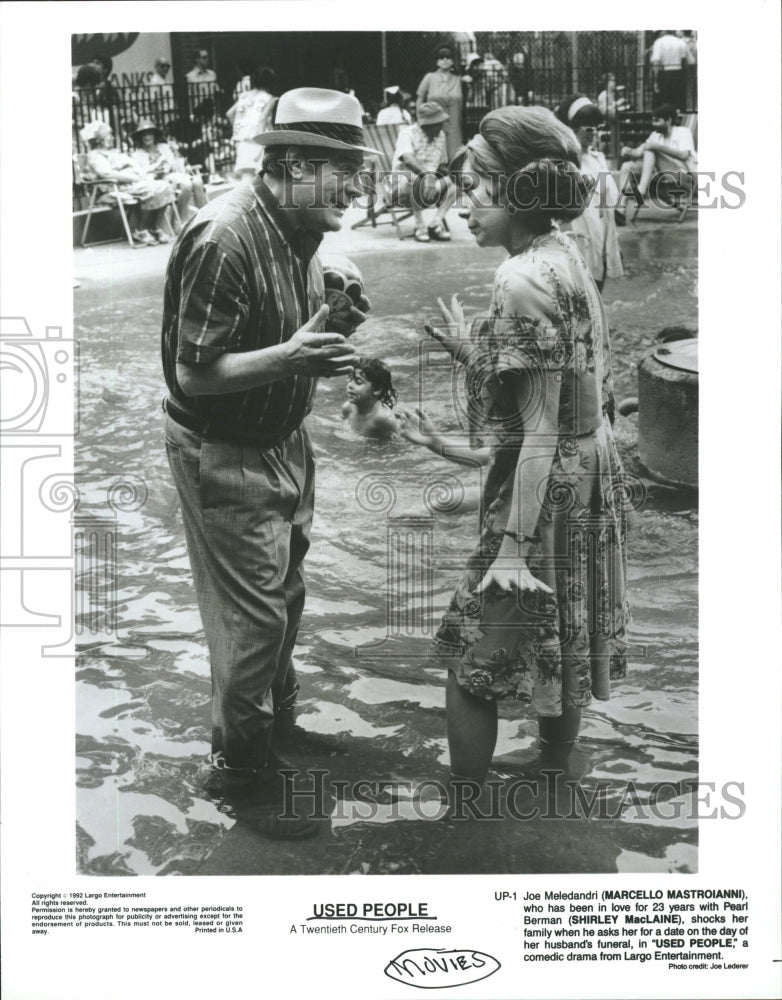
[{"left": 341, "top": 358, "right": 399, "bottom": 439}]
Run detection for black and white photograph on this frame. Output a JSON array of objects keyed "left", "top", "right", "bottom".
[
  {"left": 66, "top": 24, "right": 705, "bottom": 878},
  {"left": 0, "top": 3, "right": 780, "bottom": 999}
]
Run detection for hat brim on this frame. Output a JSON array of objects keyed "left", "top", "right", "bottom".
[
  {"left": 253, "top": 129, "right": 381, "bottom": 156},
  {"left": 418, "top": 115, "right": 449, "bottom": 126},
  {"left": 132, "top": 126, "right": 164, "bottom": 141}
]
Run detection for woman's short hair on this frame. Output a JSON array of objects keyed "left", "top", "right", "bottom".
[
  {"left": 456, "top": 106, "right": 590, "bottom": 223},
  {"left": 436, "top": 46, "right": 454, "bottom": 61},
  {"left": 75, "top": 64, "right": 103, "bottom": 89},
  {"left": 652, "top": 103, "right": 677, "bottom": 123},
  {"left": 251, "top": 66, "right": 276, "bottom": 92},
  {"left": 91, "top": 54, "right": 113, "bottom": 75}
]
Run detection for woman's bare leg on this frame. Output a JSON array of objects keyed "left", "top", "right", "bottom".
[
  {"left": 446, "top": 672, "right": 498, "bottom": 780},
  {"left": 538, "top": 706, "right": 582, "bottom": 770}
]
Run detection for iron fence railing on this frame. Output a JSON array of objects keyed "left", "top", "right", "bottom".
[
  {"left": 72, "top": 82, "right": 237, "bottom": 181},
  {"left": 72, "top": 35, "right": 697, "bottom": 207}
]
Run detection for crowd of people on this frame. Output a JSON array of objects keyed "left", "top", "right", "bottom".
[{"left": 77, "top": 47, "right": 697, "bottom": 274}]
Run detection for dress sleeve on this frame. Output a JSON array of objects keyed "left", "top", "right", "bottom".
[
  {"left": 416, "top": 73, "right": 431, "bottom": 105},
  {"left": 175, "top": 240, "right": 255, "bottom": 365}
]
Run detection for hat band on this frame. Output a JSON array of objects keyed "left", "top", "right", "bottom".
[
  {"left": 567, "top": 97, "right": 594, "bottom": 122},
  {"left": 273, "top": 120, "right": 365, "bottom": 147}
]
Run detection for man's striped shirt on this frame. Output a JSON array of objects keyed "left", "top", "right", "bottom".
[{"left": 161, "top": 178, "right": 325, "bottom": 443}]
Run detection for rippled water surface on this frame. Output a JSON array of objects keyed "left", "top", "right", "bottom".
[{"left": 75, "top": 222, "right": 698, "bottom": 876}]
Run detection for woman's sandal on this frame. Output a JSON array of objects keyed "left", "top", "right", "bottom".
[
  {"left": 132, "top": 229, "right": 157, "bottom": 247},
  {"left": 428, "top": 223, "right": 451, "bottom": 242}
]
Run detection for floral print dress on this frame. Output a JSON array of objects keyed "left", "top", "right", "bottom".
[{"left": 436, "top": 229, "right": 630, "bottom": 717}]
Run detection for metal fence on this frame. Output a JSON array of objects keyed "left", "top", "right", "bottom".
[
  {"left": 72, "top": 82, "right": 238, "bottom": 180},
  {"left": 72, "top": 31, "right": 697, "bottom": 206}
]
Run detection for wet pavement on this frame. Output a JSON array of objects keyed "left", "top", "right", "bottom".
[{"left": 74, "top": 202, "right": 698, "bottom": 876}]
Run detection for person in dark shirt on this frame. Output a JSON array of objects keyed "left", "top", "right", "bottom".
[{"left": 162, "top": 88, "right": 377, "bottom": 839}]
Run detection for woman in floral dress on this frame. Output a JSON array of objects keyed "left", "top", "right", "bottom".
[{"left": 402, "top": 106, "right": 630, "bottom": 791}]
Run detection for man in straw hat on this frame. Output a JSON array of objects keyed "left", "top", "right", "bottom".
[
  {"left": 391, "top": 101, "right": 457, "bottom": 242},
  {"left": 161, "top": 88, "right": 375, "bottom": 840}
]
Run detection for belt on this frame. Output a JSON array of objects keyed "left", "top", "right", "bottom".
[{"left": 163, "top": 397, "right": 287, "bottom": 448}]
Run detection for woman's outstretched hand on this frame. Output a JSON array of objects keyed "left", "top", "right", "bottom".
[
  {"left": 396, "top": 405, "right": 438, "bottom": 447},
  {"left": 478, "top": 557, "right": 553, "bottom": 596},
  {"left": 438, "top": 294, "right": 467, "bottom": 338},
  {"left": 424, "top": 295, "right": 473, "bottom": 365}
]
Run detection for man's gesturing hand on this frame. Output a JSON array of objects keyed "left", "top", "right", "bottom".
[{"left": 284, "top": 305, "right": 359, "bottom": 377}]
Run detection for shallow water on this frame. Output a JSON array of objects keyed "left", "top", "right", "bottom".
[{"left": 75, "top": 223, "right": 698, "bottom": 875}]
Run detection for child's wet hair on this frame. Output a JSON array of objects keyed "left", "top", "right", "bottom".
[{"left": 355, "top": 358, "right": 397, "bottom": 408}]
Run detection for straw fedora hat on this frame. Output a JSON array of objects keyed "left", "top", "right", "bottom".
[{"left": 253, "top": 87, "right": 380, "bottom": 154}]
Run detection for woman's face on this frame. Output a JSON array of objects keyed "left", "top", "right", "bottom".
[
  {"left": 98, "top": 128, "right": 113, "bottom": 149},
  {"left": 436, "top": 54, "right": 454, "bottom": 71},
  {"left": 460, "top": 152, "right": 513, "bottom": 251}
]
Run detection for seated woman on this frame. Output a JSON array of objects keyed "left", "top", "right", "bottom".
[
  {"left": 130, "top": 118, "right": 206, "bottom": 227},
  {"left": 80, "top": 119, "right": 174, "bottom": 246},
  {"left": 375, "top": 85, "right": 412, "bottom": 126}
]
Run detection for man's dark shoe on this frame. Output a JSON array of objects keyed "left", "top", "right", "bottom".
[
  {"left": 222, "top": 771, "right": 320, "bottom": 840},
  {"left": 234, "top": 802, "right": 320, "bottom": 840}
]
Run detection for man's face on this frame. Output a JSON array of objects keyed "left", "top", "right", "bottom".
[
  {"left": 195, "top": 51, "right": 209, "bottom": 70},
  {"left": 653, "top": 115, "right": 673, "bottom": 136},
  {"left": 421, "top": 122, "right": 443, "bottom": 141},
  {"left": 288, "top": 149, "right": 366, "bottom": 233},
  {"left": 156, "top": 62, "right": 170, "bottom": 79}
]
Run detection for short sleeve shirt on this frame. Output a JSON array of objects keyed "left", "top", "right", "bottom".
[
  {"left": 161, "top": 179, "right": 325, "bottom": 443},
  {"left": 392, "top": 124, "right": 447, "bottom": 173},
  {"left": 186, "top": 67, "right": 217, "bottom": 84},
  {"left": 650, "top": 34, "right": 688, "bottom": 69}
]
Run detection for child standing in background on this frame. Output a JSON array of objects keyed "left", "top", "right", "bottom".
[{"left": 342, "top": 359, "right": 399, "bottom": 439}]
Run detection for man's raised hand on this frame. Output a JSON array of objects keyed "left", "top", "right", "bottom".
[{"left": 284, "top": 305, "right": 359, "bottom": 377}]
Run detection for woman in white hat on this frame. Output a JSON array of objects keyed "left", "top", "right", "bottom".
[
  {"left": 80, "top": 119, "right": 174, "bottom": 246},
  {"left": 376, "top": 86, "right": 412, "bottom": 126},
  {"left": 131, "top": 118, "right": 207, "bottom": 229}
]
